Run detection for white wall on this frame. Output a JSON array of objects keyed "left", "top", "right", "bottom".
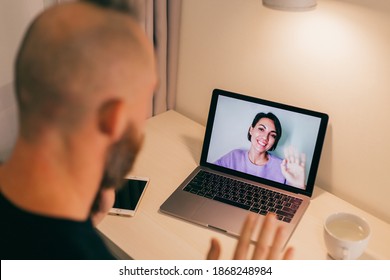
[{"left": 176, "top": 0, "right": 390, "bottom": 223}]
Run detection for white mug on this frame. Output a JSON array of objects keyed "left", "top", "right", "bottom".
[{"left": 323, "top": 212, "right": 371, "bottom": 260}]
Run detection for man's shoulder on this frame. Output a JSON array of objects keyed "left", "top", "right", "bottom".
[{"left": 0, "top": 195, "right": 115, "bottom": 260}]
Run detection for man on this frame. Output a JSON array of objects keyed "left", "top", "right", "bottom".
[{"left": 0, "top": 0, "right": 293, "bottom": 260}]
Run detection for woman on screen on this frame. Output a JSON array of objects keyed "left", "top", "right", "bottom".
[{"left": 214, "top": 112, "right": 306, "bottom": 189}]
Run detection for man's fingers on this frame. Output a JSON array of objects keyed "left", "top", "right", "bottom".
[
  {"left": 207, "top": 238, "right": 221, "bottom": 260},
  {"left": 253, "top": 213, "right": 277, "bottom": 259},
  {"left": 267, "top": 226, "right": 288, "bottom": 259},
  {"left": 231, "top": 213, "right": 295, "bottom": 260},
  {"left": 282, "top": 247, "right": 295, "bottom": 260},
  {"left": 233, "top": 213, "right": 257, "bottom": 259}
]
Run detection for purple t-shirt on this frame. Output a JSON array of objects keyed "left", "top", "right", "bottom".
[{"left": 214, "top": 149, "right": 286, "bottom": 184}]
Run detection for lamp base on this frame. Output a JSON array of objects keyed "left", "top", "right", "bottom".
[{"left": 262, "top": 0, "right": 317, "bottom": 11}]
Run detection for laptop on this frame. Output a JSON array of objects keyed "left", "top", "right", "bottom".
[{"left": 160, "top": 88, "right": 328, "bottom": 245}]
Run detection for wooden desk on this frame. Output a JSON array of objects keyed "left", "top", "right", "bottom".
[{"left": 97, "top": 110, "right": 390, "bottom": 260}]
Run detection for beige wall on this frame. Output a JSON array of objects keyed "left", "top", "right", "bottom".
[{"left": 175, "top": 0, "right": 390, "bottom": 223}]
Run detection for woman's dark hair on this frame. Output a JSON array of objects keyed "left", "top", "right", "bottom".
[{"left": 247, "top": 112, "right": 282, "bottom": 151}]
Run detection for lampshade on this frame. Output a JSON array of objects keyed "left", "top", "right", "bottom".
[{"left": 262, "top": 0, "right": 317, "bottom": 11}]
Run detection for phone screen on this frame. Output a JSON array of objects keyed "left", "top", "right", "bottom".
[{"left": 113, "top": 178, "right": 148, "bottom": 211}]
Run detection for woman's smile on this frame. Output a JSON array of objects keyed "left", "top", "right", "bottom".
[
  {"left": 257, "top": 138, "right": 268, "bottom": 147},
  {"left": 250, "top": 117, "right": 277, "bottom": 153}
]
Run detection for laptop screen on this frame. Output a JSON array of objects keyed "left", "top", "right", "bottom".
[{"left": 201, "top": 89, "right": 328, "bottom": 197}]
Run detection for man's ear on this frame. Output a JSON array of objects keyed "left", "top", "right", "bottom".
[{"left": 98, "top": 99, "right": 126, "bottom": 141}]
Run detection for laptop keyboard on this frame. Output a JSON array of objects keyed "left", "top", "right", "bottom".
[{"left": 183, "top": 170, "right": 302, "bottom": 223}]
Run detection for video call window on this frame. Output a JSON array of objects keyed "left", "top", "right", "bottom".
[{"left": 206, "top": 95, "right": 323, "bottom": 190}]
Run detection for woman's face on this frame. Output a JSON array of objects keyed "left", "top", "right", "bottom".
[{"left": 249, "top": 117, "right": 277, "bottom": 153}]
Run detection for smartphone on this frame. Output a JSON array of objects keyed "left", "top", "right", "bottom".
[{"left": 109, "top": 176, "right": 149, "bottom": 217}]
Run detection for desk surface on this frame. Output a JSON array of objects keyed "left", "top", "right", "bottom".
[{"left": 98, "top": 110, "right": 390, "bottom": 260}]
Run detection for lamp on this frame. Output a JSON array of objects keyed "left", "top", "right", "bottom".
[{"left": 262, "top": 0, "right": 317, "bottom": 11}]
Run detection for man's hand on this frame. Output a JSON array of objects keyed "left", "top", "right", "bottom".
[
  {"left": 207, "top": 213, "right": 294, "bottom": 260},
  {"left": 91, "top": 188, "right": 115, "bottom": 226}
]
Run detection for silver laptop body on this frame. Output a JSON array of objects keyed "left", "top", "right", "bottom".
[{"left": 160, "top": 89, "right": 328, "bottom": 245}]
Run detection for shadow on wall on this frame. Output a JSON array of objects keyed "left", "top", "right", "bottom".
[{"left": 0, "top": 82, "right": 18, "bottom": 162}]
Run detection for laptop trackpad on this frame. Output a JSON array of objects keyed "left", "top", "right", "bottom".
[
  {"left": 160, "top": 190, "right": 206, "bottom": 218},
  {"left": 192, "top": 199, "right": 248, "bottom": 237}
]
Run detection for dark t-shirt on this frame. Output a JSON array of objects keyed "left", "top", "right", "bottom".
[{"left": 0, "top": 192, "right": 115, "bottom": 260}]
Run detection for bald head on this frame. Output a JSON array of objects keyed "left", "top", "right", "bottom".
[{"left": 15, "top": 1, "right": 155, "bottom": 140}]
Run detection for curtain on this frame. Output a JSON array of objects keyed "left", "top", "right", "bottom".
[
  {"left": 137, "top": 0, "right": 181, "bottom": 116},
  {"left": 49, "top": 0, "right": 182, "bottom": 117}
]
